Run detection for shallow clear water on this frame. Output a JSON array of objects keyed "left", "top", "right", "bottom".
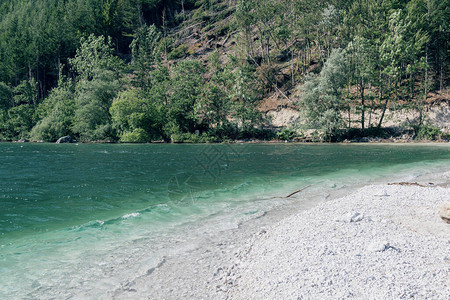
[{"left": 0, "top": 143, "right": 449, "bottom": 297}]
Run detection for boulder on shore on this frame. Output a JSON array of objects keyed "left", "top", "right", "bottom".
[
  {"left": 438, "top": 203, "right": 450, "bottom": 224},
  {"left": 56, "top": 136, "right": 75, "bottom": 144}
]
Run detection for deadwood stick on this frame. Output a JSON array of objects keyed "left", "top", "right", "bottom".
[{"left": 286, "top": 185, "right": 312, "bottom": 198}]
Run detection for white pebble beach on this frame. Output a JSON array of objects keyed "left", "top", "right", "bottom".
[
  {"left": 227, "top": 182, "right": 450, "bottom": 299},
  {"left": 115, "top": 170, "right": 450, "bottom": 300}
]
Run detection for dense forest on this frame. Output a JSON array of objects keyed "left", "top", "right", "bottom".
[{"left": 0, "top": 0, "right": 448, "bottom": 142}]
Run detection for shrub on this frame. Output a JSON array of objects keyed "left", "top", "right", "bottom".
[
  {"left": 157, "top": 37, "right": 173, "bottom": 55},
  {"left": 414, "top": 124, "right": 443, "bottom": 141},
  {"left": 276, "top": 128, "right": 298, "bottom": 141},
  {"left": 120, "top": 128, "right": 150, "bottom": 143},
  {"left": 208, "top": 123, "right": 240, "bottom": 140},
  {"left": 239, "top": 127, "right": 275, "bottom": 140},
  {"left": 168, "top": 44, "right": 189, "bottom": 60},
  {"left": 188, "top": 43, "right": 202, "bottom": 55},
  {"left": 171, "top": 132, "right": 217, "bottom": 143},
  {"left": 214, "top": 24, "right": 229, "bottom": 37},
  {"left": 30, "top": 116, "right": 66, "bottom": 142}
]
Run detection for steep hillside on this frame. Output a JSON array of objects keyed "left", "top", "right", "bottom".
[
  {"left": 166, "top": 0, "right": 449, "bottom": 137},
  {"left": 0, "top": 0, "right": 448, "bottom": 142}
]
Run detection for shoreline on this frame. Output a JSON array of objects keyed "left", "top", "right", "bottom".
[
  {"left": 1, "top": 139, "right": 450, "bottom": 144},
  {"left": 110, "top": 168, "right": 450, "bottom": 299}
]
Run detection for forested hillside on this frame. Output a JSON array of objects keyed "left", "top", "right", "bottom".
[{"left": 0, "top": 0, "right": 448, "bottom": 142}]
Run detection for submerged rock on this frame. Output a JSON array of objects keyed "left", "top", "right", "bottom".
[
  {"left": 438, "top": 203, "right": 450, "bottom": 224},
  {"left": 56, "top": 136, "right": 75, "bottom": 144}
]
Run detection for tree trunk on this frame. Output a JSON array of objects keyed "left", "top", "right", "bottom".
[
  {"left": 347, "top": 79, "right": 351, "bottom": 128},
  {"left": 291, "top": 49, "right": 294, "bottom": 86},
  {"left": 181, "top": 0, "right": 185, "bottom": 20},
  {"left": 360, "top": 77, "right": 365, "bottom": 131},
  {"left": 377, "top": 98, "right": 388, "bottom": 129},
  {"left": 377, "top": 78, "right": 390, "bottom": 129},
  {"left": 162, "top": 8, "right": 167, "bottom": 62},
  {"left": 368, "top": 83, "right": 373, "bottom": 128},
  {"left": 137, "top": 3, "right": 143, "bottom": 26}
]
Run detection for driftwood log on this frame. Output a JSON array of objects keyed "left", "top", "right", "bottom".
[
  {"left": 388, "top": 182, "right": 434, "bottom": 187},
  {"left": 286, "top": 185, "right": 312, "bottom": 198}
]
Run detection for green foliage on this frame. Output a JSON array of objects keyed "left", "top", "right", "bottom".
[
  {"left": 166, "top": 59, "right": 206, "bottom": 134},
  {"left": 72, "top": 70, "right": 120, "bottom": 141},
  {"left": 207, "top": 123, "right": 240, "bottom": 140},
  {"left": 414, "top": 124, "right": 447, "bottom": 141},
  {"left": 156, "top": 37, "right": 174, "bottom": 55},
  {"left": 0, "top": 82, "right": 12, "bottom": 110},
  {"left": 0, "top": 0, "right": 447, "bottom": 142},
  {"left": 214, "top": 23, "right": 229, "bottom": 37},
  {"left": 13, "top": 79, "right": 38, "bottom": 106},
  {"left": 196, "top": 50, "right": 232, "bottom": 128},
  {"left": 0, "top": 0, "right": 175, "bottom": 95},
  {"left": 239, "top": 127, "right": 275, "bottom": 140},
  {"left": 167, "top": 44, "right": 189, "bottom": 60},
  {"left": 30, "top": 116, "right": 67, "bottom": 142},
  {"left": 171, "top": 132, "right": 217, "bottom": 143},
  {"left": 69, "top": 34, "right": 124, "bottom": 80},
  {"left": 30, "top": 75, "right": 75, "bottom": 141},
  {"left": 381, "top": 10, "right": 426, "bottom": 81},
  {"left": 130, "top": 25, "right": 161, "bottom": 90},
  {"left": 346, "top": 36, "right": 378, "bottom": 129},
  {"left": 110, "top": 89, "right": 164, "bottom": 140},
  {"left": 69, "top": 35, "right": 123, "bottom": 141},
  {"left": 298, "top": 49, "right": 348, "bottom": 140},
  {"left": 276, "top": 128, "right": 298, "bottom": 141},
  {"left": 119, "top": 128, "right": 151, "bottom": 143},
  {"left": 1, "top": 104, "right": 34, "bottom": 139},
  {"left": 230, "top": 62, "right": 262, "bottom": 130}
]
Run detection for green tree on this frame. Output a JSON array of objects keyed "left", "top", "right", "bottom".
[
  {"left": 72, "top": 69, "right": 120, "bottom": 141},
  {"left": 69, "top": 34, "right": 124, "bottom": 80},
  {"left": 235, "top": 0, "right": 255, "bottom": 58},
  {"left": 165, "top": 59, "right": 206, "bottom": 137},
  {"left": 196, "top": 50, "right": 232, "bottom": 130},
  {"left": 0, "top": 78, "right": 39, "bottom": 139},
  {"left": 13, "top": 78, "right": 38, "bottom": 107},
  {"left": 70, "top": 35, "right": 123, "bottom": 141},
  {"left": 298, "top": 48, "right": 348, "bottom": 140},
  {"left": 230, "top": 62, "right": 262, "bottom": 132},
  {"left": 346, "top": 36, "right": 377, "bottom": 130},
  {"left": 2, "top": 104, "right": 34, "bottom": 139},
  {"left": 0, "top": 82, "right": 12, "bottom": 111},
  {"left": 30, "top": 73, "right": 76, "bottom": 141},
  {"left": 378, "top": 8, "right": 428, "bottom": 128},
  {"left": 110, "top": 88, "right": 164, "bottom": 142},
  {"left": 130, "top": 24, "right": 161, "bottom": 90}
]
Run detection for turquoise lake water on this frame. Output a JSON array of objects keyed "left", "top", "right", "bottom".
[{"left": 0, "top": 143, "right": 449, "bottom": 297}]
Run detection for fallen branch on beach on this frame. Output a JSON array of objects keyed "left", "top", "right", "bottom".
[
  {"left": 388, "top": 182, "right": 434, "bottom": 187},
  {"left": 286, "top": 185, "right": 312, "bottom": 198}
]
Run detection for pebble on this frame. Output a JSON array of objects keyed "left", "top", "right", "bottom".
[
  {"left": 367, "top": 241, "right": 390, "bottom": 252},
  {"left": 227, "top": 184, "right": 450, "bottom": 299}
]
